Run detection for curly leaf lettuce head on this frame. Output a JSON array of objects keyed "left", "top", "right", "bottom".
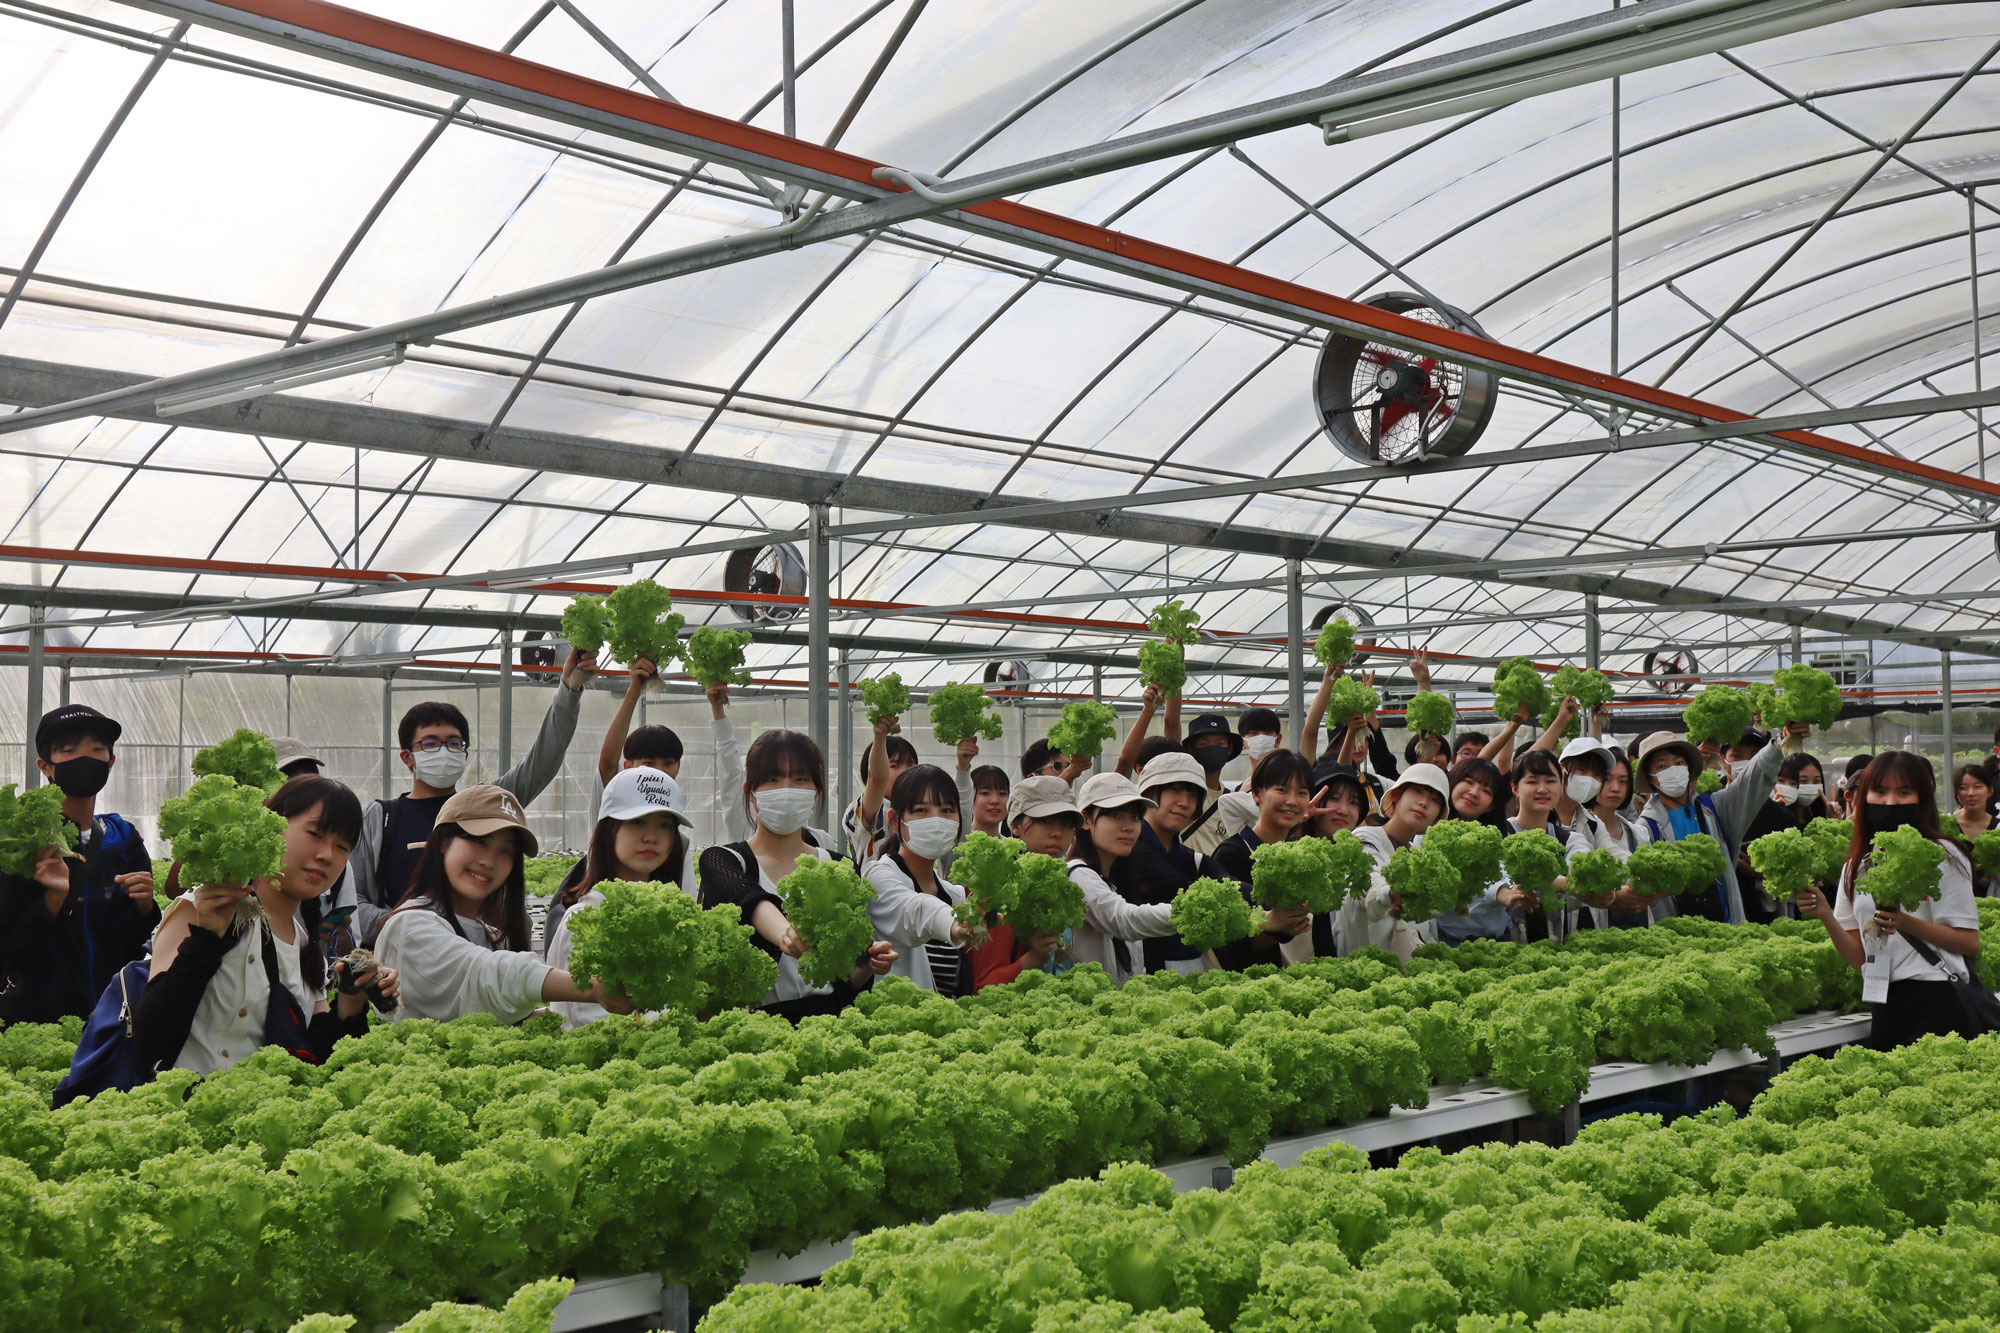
[
  {"left": 1324, "top": 676, "right": 1380, "bottom": 725},
  {"left": 1404, "top": 691, "right": 1455, "bottom": 739},
  {"left": 927, "top": 681, "right": 1003, "bottom": 746},
  {"left": 682, "top": 627, "right": 754, "bottom": 689},
  {"left": 1541, "top": 666, "right": 1613, "bottom": 736},
  {"left": 0, "top": 782, "right": 78, "bottom": 877},
  {"left": 778, "top": 855, "right": 878, "bottom": 988},
  {"left": 566, "top": 879, "right": 773, "bottom": 1014},
  {"left": 1322, "top": 830, "right": 1378, "bottom": 907},
  {"left": 559, "top": 593, "right": 609, "bottom": 655},
  {"left": 1804, "top": 817, "right": 1854, "bottom": 883},
  {"left": 1313, "top": 618, "right": 1356, "bottom": 668},
  {"left": 1170, "top": 876, "right": 1255, "bottom": 951},
  {"left": 1384, "top": 845, "right": 1461, "bottom": 922},
  {"left": 604, "top": 579, "right": 685, "bottom": 667},
  {"left": 1136, "top": 641, "right": 1187, "bottom": 697},
  {"left": 191, "top": 728, "right": 285, "bottom": 793},
  {"left": 1007, "top": 852, "right": 1086, "bottom": 939},
  {"left": 159, "top": 774, "right": 288, "bottom": 888},
  {"left": 1491, "top": 658, "right": 1549, "bottom": 723},
  {"left": 1748, "top": 829, "right": 1819, "bottom": 899},
  {"left": 1676, "top": 833, "right": 1729, "bottom": 895},
  {"left": 1766, "top": 664, "right": 1843, "bottom": 730},
  {"left": 1147, "top": 599, "right": 1201, "bottom": 647},
  {"left": 1565, "top": 848, "right": 1626, "bottom": 903},
  {"left": 858, "top": 673, "right": 911, "bottom": 725},
  {"left": 1626, "top": 840, "right": 1692, "bottom": 900},
  {"left": 1858, "top": 824, "right": 1946, "bottom": 912},
  {"left": 1694, "top": 769, "right": 1724, "bottom": 795},
  {"left": 1250, "top": 838, "right": 1339, "bottom": 913},
  {"left": 950, "top": 832, "right": 1024, "bottom": 926},
  {"left": 1420, "top": 820, "right": 1503, "bottom": 906},
  {"left": 1048, "top": 700, "right": 1119, "bottom": 760},
  {"left": 1682, "top": 684, "right": 1754, "bottom": 747},
  {"left": 1972, "top": 829, "right": 2000, "bottom": 880},
  {"left": 1499, "top": 829, "right": 1566, "bottom": 899}
]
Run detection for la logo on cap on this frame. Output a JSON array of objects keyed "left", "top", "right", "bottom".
[{"left": 501, "top": 795, "right": 521, "bottom": 820}]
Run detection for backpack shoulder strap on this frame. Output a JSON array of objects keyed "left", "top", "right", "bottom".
[
  {"left": 1181, "top": 792, "right": 1222, "bottom": 837},
  {"left": 374, "top": 795, "right": 405, "bottom": 883}
]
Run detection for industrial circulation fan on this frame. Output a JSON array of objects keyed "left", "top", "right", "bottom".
[
  {"left": 723, "top": 542, "right": 807, "bottom": 623},
  {"left": 1314, "top": 292, "right": 1498, "bottom": 466}
]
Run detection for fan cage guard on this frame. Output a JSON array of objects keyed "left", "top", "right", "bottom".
[{"left": 1314, "top": 292, "right": 1499, "bottom": 466}]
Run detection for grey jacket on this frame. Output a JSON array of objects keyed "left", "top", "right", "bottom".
[
  {"left": 342, "top": 683, "right": 584, "bottom": 937},
  {"left": 1630, "top": 738, "right": 1782, "bottom": 924}
]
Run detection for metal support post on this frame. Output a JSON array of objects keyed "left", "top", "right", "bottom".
[
  {"left": 25, "top": 606, "right": 44, "bottom": 787},
  {"left": 807, "top": 504, "right": 831, "bottom": 800},
  {"left": 176, "top": 671, "right": 187, "bottom": 784},
  {"left": 1941, "top": 649, "right": 1954, "bottom": 807},
  {"left": 1791, "top": 626, "right": 1803, "bottom": 666},
  {"left": 498, "top": 626, "right": 514, "bottom": 773},
  {"left": 58, "top": 662, "right": 70, "bottom": 708},
  {"left": 382, "top": 673, "right": 396, "bottom": 801},
  {"left": 1092, "top": 663, "right": 1105, "bottom": 775},
  {"left": 1973, "top": 186, "right": 1987, "bottom": 481},
  {"left": 780, "top": 0, "right": 797, "bottom": 139},
  {"left": 283, "top": 672, "right": 292, "bottom": 736},
  {"left": 837, "top": 646, "right": 853, "bottom": 854},
  {"left": 1584, "top": 593, "right": 1601, "bottom": 673},
  {"left": 1285, "top": 559, "right": 1306, "bottom": 749}
]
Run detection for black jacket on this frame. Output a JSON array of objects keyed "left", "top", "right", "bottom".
[{"left": 0, "top": 812, "right": 155, "bottom": 1024}]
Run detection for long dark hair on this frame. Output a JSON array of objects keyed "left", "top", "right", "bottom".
[
  {"left": 570, "top": 811, "right": 686, "bottom": 906},
  {"left": 265, "top": 774, "right": 362, "bottom": 989},
  {"left": 394, "top": 821, "right": 532, "bottom": 952},
  {"left": 878, "top": 763, "right": 961, "bottom": 859},
  {"left": 1068, "top": 801, "right": 1144, "bottom": 877},
  {"left": 1843, "top": 750, "right": 1944, "bottom": 890}
]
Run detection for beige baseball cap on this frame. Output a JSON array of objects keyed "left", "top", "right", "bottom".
[
  {"left": 437, "top": 783, "right": 540, "bottom": 858},
  {"left": 1074, "top": 770, "right": 1157, "bottom": 813},
  {"left": 1007, "top": 774, "right": 1079, "bottom": 823},
  {"left": 1135, "top": 750, "right": 1207, "bottom": 796},
  {"left": 269, "top": 736, "right": 321, "bottom": 771}
]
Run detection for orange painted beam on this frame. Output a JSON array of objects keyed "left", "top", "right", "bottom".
[{"left": 181, "top": 0, "right": 2000, "bottom": 503}]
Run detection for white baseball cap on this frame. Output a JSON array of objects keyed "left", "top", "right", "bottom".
[
  {"left": 600, "top": 766, "right": 695, "bottom": 829},
  {"left": 1385, "top": 763, "right": 1450, "bottom": 807},
  {"left": 1558, "top": 736, "right": 1608, "bottom": 765},
  {"left": 1135, "top": 751, "right": 1207, "bottom": 795}
]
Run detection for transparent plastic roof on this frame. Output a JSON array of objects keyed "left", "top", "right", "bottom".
[{"left": 1, "top": 0, "right": 1997, "bottom": 705}]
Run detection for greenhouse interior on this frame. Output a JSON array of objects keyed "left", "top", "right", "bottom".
[{"left": 4, "top": 0, "right": 2000, "bottom": 1329}]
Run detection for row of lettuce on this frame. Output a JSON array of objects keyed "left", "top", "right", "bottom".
[
  {"left": 705, "top": 1031, "right": 2000, "bottom": 1331},
  {"left": 0, "top": 914, "right": 1939, "bottom": 1331}
]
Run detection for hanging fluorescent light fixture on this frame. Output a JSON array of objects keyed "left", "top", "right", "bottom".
[{"left": 154, "top": 344, "right": 406, "bottom": 417}]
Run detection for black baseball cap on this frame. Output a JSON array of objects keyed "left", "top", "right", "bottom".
[
  {"left": 36, "top": 704, "right": 122, "bottom": 760},
  {"left": 1310, "top": 759, "right": 1366, "bottom": 801},
  {"left": 1185, "top": 713, "right": 1243, "bottom": 760}
]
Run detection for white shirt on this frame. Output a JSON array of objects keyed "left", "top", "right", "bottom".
[
  {"left": 862, "top": 853, "right": 965, "bottom": 993},
  {"left": 1067, "top": 859, "right": 1174, "bottom": 985},
  {"left": 545, "top": 888, "right": 625, "bottom": 1029},
  {"left": 1834, "top": 841, "right": 1978, "bottom": 985},
  {"left": 375, "top": 901, "right": 551, "bottom": 1023},
  {"left": 168, "top": 896, "right": 317, "bottom": 1077}
]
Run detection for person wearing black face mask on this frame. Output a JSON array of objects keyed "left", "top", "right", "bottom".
[
  {"left": 1795, "top": 750, "right": 1981, "bottom": 1050},
  {"left": 0, "top": 705, "right": 157, "bottom": 1025},
  {"left": 1177, "top": 714, "right": 1242, "bottom": 856}
]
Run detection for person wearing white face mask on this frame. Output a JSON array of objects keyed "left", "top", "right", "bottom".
[
  {"left": 862, "top": 765, "right": 979, "bottom": 994},
  {"left": 1552, "top": 736, "right": 1619, "bottom": 934},
  {"left": 1631, "top": 722, "right": 1806, "bottom": 924},
  {"left": 1738, "top": 751, "right": 1835, "bottom": 921},
  {"left": 340, "top": 647, "right": 597, "bottom": 945},
  {"left": 697, "top": 729, "right": 897, "bottom": 1020}
]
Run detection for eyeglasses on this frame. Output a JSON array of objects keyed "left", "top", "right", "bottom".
[{"left": 411, "top": 738, "right": 470, "bottom": 754}]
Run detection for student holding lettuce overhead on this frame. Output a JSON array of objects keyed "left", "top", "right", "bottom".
[{"left": 1630, "top": 716, "right": 1807, "bottom": 924}]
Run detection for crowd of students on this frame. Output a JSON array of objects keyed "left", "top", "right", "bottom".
[{"left": 2, "top": 652, "right": 1991, "bottom": 1091}]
